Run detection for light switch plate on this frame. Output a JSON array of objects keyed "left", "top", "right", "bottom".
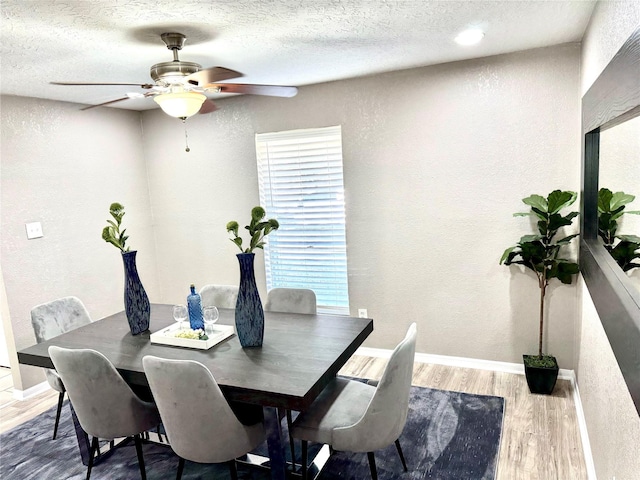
[
  {"left": 358, "top": 309, "right": 368, "bottom": 318},
  {"left": 25, "top": 222, "right": 43, "bottom": 239}
]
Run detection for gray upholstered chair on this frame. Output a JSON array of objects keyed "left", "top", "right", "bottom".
[
  {"left": 265, "top": 288, "right": 317, "bottom": 315},
  {"left": 199, "top": 284, "right": 239, "bottom": 309},
  {"left": 142, "top": 355, "right": 266, "bottom": 480},
  {"left": 30, "top": 296, "right": 93, "bottom": 439},
  {"left": 48, "top": 346, "right": 161, "bottom": 480},
  {"left": 291, "top": 323, "right": 417, "bottom": 480}
]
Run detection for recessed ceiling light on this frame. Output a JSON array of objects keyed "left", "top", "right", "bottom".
[{"left": 455, "top": 28, "right": 484, "bottom": 46}]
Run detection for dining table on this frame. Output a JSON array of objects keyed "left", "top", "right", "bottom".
[{"left": 17, "top": 303, "right": 373, "bottom": 480}]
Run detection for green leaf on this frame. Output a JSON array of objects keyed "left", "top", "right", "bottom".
[
  {"left": 520, "top": 234, "right": 543, "bottom": 243},
  {"left": 547, "top": 190, "right": 577, "bottom": 214},
  {"left": 549, "top": 261, "right": 579, "bottom": 284},
  {"left": 226, "top": 221, "right": 239, "bottom": 235},
  {"left": 625, "top": 210, "right": 640, "bottom": 215},
  {"left": 232, "top": 237, "right": 243, "bottom": 248},
  {"left": 531, "top": 207, "right": 548, "bottom": 221},
  {"left": 610, "top": 191, "right": 636, "bottom": 210},
  {"left": 513, "top": 212, "right": 533, "bottom": 217},
  {"left": 610, "top": 241, "right": 640, "bottom": 271},
  {"left": 556, "top": 233, "right": 579, "bottom": 245},
  {"left": 500, "top": 246, "right": 517, "bottom": 264},
  {"left": 617, "top": 234, "right": 640, "bottom": 243},
  {"left": 251, "top": 206, "right": 266, "bottom": 222},
  {"left": 522, "top": 194, "right": 547, "bottom": 212},
  {"left": 548, "top": 213, "right": 573, "bottom": 232},
  {"left": 598, "top": 188, "right": 613, "bottom": 213}
]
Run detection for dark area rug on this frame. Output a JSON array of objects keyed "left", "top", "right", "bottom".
[{"left": 0, "top": 383, "right": 504, "bottom": 479}]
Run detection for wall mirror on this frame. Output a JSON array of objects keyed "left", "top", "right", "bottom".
[{"left": 581, "top": 26, "right": 640, "bottom": 415}]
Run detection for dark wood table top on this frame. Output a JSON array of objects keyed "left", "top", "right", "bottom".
[{"left": 18, "top": 304, "right": 373, "bottom": 410}]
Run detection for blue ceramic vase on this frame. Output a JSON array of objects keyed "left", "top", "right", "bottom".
[
  {"left": 235, "top": 253, "right": 264, "bottom": 347},
  {"left": 122, "top": 250, "right": 150, "bottom": 335}
]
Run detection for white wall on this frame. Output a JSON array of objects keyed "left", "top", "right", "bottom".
[
  {"left": 577, "top": 2, "right": 640, "bottom": 479},
  {"left": 142, "top": 44, "right": 581, "bottom": 366},
  {"left": 0, "top": 96, "right": 159, "bottom": 390}
]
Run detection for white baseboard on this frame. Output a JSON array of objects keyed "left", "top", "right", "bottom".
[
  {"left": 12, "top": 381, "right": 51, "bottom": 400},
  {"left": 355, "top": 346, "right": 596, "bottom": 479},
  {"left": 565, "top": 371, "right": 598, "bottom": 480}
]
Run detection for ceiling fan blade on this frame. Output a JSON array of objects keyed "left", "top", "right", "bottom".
[
  {"left": 80, "top": 91, "right": 156, "bottom": 111},
  {"left": 185, "top": 67, "right": 243, "bottom": 86},
  {"left": 80, "top": 96, "right": 131, "bottom": 110},
  {"left": 51, "top": 82, "right": 155, "bottom": 89},
  {"left": 198, "top": 99, "right": 218, "bottom": 114},
  {"left": 209, "top": 83, "right": 298, "bottom": 97}
]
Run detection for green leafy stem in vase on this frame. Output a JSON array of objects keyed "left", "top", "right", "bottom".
[
  {"left": 226, "top": 206, "right": 279, "bottom": 253},
  {"left": 102, "top": 202, "right": 131, "bottom": 252}
]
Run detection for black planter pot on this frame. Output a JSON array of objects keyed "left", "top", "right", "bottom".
[{"left": 523, "top": 355, "right": 559, "bottom": 395}]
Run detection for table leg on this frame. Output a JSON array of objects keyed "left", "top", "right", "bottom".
[{"left": 263, "top": 406, "right": 287, "bottom": 480}]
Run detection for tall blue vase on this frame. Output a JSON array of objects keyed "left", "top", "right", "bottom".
[
  {"left": 235, "top": 253, "right": 264, "bottom": 348},
  {"left": 122, "top": 250, "right": 150, "bottom": 335}
]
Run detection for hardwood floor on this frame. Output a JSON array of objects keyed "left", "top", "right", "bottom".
[{"left": 0, "top": 357, "right": 588, "bottom": 479}]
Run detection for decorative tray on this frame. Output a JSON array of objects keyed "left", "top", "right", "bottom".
[{"left": 150, "top": 323, "right": 235, "bottom": 350}]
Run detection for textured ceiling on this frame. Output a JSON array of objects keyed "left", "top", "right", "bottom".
[{"left": 1, "top": 0, "right": 596, "bottom": 111}]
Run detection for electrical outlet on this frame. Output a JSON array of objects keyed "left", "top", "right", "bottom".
[
  {"left": 358, "top": 309, "right": 368, "bottom": 318},
  {"left": 25, "top": 222, "right": 43, "bottom": 239}
]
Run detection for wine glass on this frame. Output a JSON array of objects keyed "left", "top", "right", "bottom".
[
  {"left": 173, "top": 304, "right": 188, "bottom": 330},
  {"left": 203, "top": 306, "right": 219, "bottom": 334}
]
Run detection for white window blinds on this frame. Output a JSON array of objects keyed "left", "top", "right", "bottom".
[{"left": 256, "top": 125, "right": 350, "bottom": 315}]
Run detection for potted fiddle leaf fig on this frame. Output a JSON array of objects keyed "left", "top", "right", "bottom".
[
  {"left": 500, "top": 190, "right": 580, "bottom": 394},
  {"left": 597, "top": 188, "right": 640, "bottom": 272}
]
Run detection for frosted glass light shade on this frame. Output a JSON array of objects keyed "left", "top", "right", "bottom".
[{"left": 154, "top": 92, "right": 207, "bottom": 118}]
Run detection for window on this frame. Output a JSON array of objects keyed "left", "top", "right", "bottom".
[{"left": 256, "top": 125, "right": 350, "bottom": 315}]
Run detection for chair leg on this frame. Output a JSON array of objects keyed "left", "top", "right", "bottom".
[
  {"left": 301, "top": 440, "right": 308, "bottom": 480},
  {"left": 133, "top": 434, "right": 147, "bottom": 480},
  {"left": 367, "top": 452, "right": 378, "bottom": 480},
  {"left": 395, "top": 439, "right": 408, "bottom": 471},
  {"left": 228, "top": 459, "right": 239, "bottom": 480},
  {"left": 86, "top": 436, "right": 99, "bottom": 480},
  {"left": 176, "top": 457, "right": 185, "bottom": 480},
  {"left": 286, "top": 410, "right": 296, "bottom": 469},
  {"left": 52, "top": 391, "right": 65, "bottom": 440}
]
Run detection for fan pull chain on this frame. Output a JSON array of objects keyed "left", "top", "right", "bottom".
[{"left": 183, "top": 119, "right": 190, "bottom": 152}]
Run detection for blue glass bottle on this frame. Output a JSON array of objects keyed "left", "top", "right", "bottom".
[{"left": 187, "top": 284, "right": 204, "bottom": 331}]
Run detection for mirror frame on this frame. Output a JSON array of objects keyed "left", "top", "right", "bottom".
[{"left": 581, "top": 26, "right": 640, "bottom": 416}]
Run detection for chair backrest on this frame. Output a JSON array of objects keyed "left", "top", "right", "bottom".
[
  {"left": 142, "top": 355, "right": 265, "bottom": 464},
  {"left": 265, "top": 288, "right": 317, "bottom": 315},
  {"left": 199, "top": 284, "right": 239, "bottom": 309},
  {"left": 31, "top": 296, "right": 92, "bottom": 343},
  {"left": 48, "top": 346, "right": 159, "bottom": 440},
  {"left": 333, "top": 323, "right": 417, "bottom": 451}
]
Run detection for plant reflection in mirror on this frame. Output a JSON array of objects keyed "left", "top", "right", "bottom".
[{"left": 598, "top": 188, "right": 640, "bottom": 272}]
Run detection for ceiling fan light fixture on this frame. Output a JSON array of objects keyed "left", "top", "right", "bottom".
[{"left": 154, "top": 91, "right": 207, "bottom": 118}]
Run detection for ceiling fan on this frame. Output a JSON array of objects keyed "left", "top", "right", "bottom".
[{"left": 51, "top": 32, "right": 298, "bottom": 119}]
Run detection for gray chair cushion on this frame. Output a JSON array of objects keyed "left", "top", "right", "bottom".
[
  {"left": 143, "top": 355, "right": 266, "bottom": 464},
  {"left": 292, "top": 323, "right": 417, "bottom": 452},
  {"left": 49, "top": 346, "right": 160, "bottom": 440},
  {"left": 291, "top": 377, "right": 375, "bottom": 445},
  {"left": 199, "top": 284, "right": 239, "bottom": 309},
  {"left": 31, "top": 296, "right": 92, "bottom": 393},
  {"left": 265, "top": 288, "right": 317, "bottom": 315}
]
